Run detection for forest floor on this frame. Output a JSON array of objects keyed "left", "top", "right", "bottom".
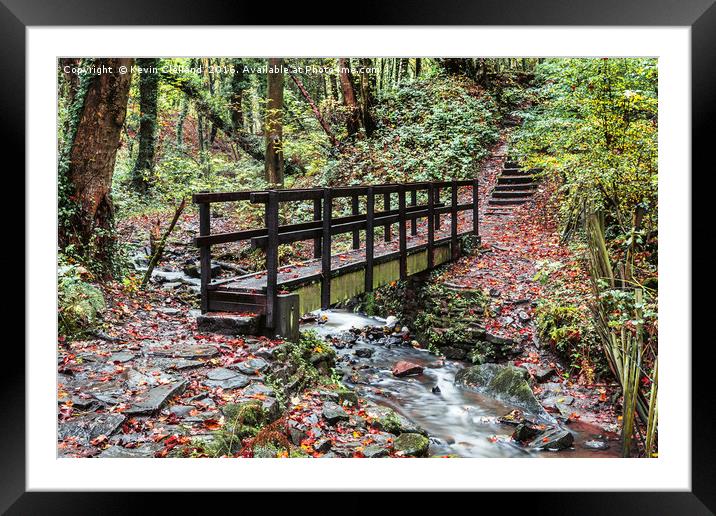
[{"left": 57, "top": 132, "right": 621, "bottom": 459}]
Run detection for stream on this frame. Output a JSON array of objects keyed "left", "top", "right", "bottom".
[{"left": 302, "top": 309, "right": 619, "bottom": 458}]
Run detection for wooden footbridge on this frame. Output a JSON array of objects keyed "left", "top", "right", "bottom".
[{"left": 192, "top": 179, "right": 480, "bottom": 338}]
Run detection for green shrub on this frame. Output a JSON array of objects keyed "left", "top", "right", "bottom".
[{"left": 58, "top": 262, "right": 105, "bottom": 338}]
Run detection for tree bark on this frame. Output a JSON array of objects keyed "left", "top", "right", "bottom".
[
  {"left": 265, "top": 58, "right": 284, "bottom": 186},
  {"left": 414, "top": 58, "right": 422, "bottom": 78},
  {"left": 61, "top": 58, "right": 133, "bottom": 274},
  {"left": 230, "top": 58, "right": 246, "bottom": 132},
  {"left": 289, "top": 71, "right": 339, "bottom": 148},
  {"left": 131, "top": 58, "right": 159, "bottom": 192},
  {"left": 338, "top": 58, "right": 361, "bottom": 137},
  {"left": 162, "top": 68, "right": 304, "bottom": 176},
  {"left": 358, "top": 58, "right": 377, "bottom": 137}
]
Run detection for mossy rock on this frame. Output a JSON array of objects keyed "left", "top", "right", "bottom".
[
  {"left": 394, "top": 433, "right": 430, "bottom": 457},
  {"left": 365, "top": 406, "right": 427, "bottom": 436},
  {"left": 455, "top": 364, "right": 550, "bottom": 419},
  {"left": 222, "top": 400, "right": 269, "bottom": 428},
  {"left": 253, "top": 443, "right": 284, "bottom": 458}
]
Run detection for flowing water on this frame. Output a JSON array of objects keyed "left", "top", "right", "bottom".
[{"left": 302, "top": 309, "right": 619, "bottom": 458}]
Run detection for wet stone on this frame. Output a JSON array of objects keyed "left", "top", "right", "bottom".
[
  {"left": 322, "top": 402, "right": 349, "bottom": 425},
  {"left": 314, "top": 438, "right": 332, "bottom": 453},
  {"left": 126, "top": 380, "right": 187, "bottom": 415},
  {"left": 169, "top": 405, "right": 194, "bottom": 418},
  {"left": 205, "top": 368, "right": 250, "bottom": 390},
  {"left": 392, "top": 361, "right": 424, "bottom": 377},
  {"left": 242, "top": 382, "right": 274, "bottom": 397},
  {"left": 527, "top": 427, "right": 574, "bottom": 451},
  {"left": 231, "top": 358, "right": 269, "bottom": 375},
  {"left": 98, "top": 444, "right": 161, "bottom": 458},
  {"left": 145, "top": 340, "right": 219, "bottom": 360},
  {"left": 363, "top": 445, "right": 389, "bottom": 458},
  {"left": 58, "top": 413, "right": 125, "bottom": 445},
  {"left": 155, "top": 307, "right": 181, "bottom": 316},
  {"left": 583, "top": 439, "right": 610, "bottom": 450},
  {"left": 108, "top": 351, "right": 135, "bottom": 363}
]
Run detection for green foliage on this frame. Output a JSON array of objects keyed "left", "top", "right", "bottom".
[
  {"left": 265, "top": 330, "right": 337, "bottom": 406},
  {"left": 325, "top": 77, "right": 500, "bottom": 185},
  {"left": 205, "top": 400, "right": 271, "bottom": 457},
  {"left": 58, "top": 260, "right": 106, "bottom": 338},
  {"left": 512, "top": 58, "right": 658, "bottom": 236}
]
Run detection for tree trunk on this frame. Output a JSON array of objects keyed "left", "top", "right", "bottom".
[
  {"left": 289, "top": 71, "right": 339, "bottom": 148},
  {"left": 265, "top": 58, "right": 284, "bottom": 186},
  {"left": 176, "top": 94, "right": 189, "bottom": 147},
  {"left": 230, "top": 58, "right": 246, "bottom": 132},
  {"left": 61, "top": 58, "right": 133, "bottom": 274},
  {"left": 131, "top": 58, "right": 159, "bottom": 193},
  {"left": 358, "top": 58, "right": 377, "bottom": 137},
  {"left": 414, "top": 58, "right": 422, "bottom": 78},
  {"left": 338, "top": 58, "right": 361, "bottom": 137}
]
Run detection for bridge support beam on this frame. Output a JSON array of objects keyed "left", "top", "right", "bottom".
[{"left": 273, "top": 293, "right": 300, "bottom": 341}]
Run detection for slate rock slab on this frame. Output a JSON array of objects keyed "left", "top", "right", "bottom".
[
  {"left": 58, "top": 413, "right": 125, "bottom": 445},
  {"left": 242, "top": 382, "right": 274, "bottom": 397},
  {"left": 126, "top": 380, "right": 187, "bottom": 415},
  {"left": 322, "top": 402, "right": 349, "bottom": 425},
  {"left": 108, "top": 351, "right": 135, "bottom": 363},
  {"left": 144, "top": 340, "right": 219, "bottom": 359},
  {"left": 98, "top": 444, "right": 161, "bottom": 458},
  {"left": 527, "top": 427, "right": 574, "bottom": 451},
  {"left": 232, "top": 358, "right": 269, "bottom": 375},
  {"left": 204, "top": 368, "right": 250, "bottom": 390}
]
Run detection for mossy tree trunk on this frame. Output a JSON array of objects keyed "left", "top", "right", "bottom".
[
  {"left": 131, "top": 58, "right": 159, "bottom": 193},
  {"left": 265, "top": 58, "right": 284, "bottom": 186},
  {"left": 358, "top": 58, "right": 377, "bottom": 137},
  {"left": 60, "top": 57, "right": 133, "bottom": 276},
  {"left": 338, "top": 58, "right": 361, "bottom": 137}
]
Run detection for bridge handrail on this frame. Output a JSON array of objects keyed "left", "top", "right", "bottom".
[{"left": 193, "top": 179, "right": 479, "bottom": 328}]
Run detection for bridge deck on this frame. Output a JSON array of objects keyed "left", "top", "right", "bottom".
[{"left": 209, "top": 210, "right": 472, "bottom": 294}]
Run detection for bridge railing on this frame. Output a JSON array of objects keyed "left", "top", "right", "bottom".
[{"left": 193, "top": 179, "right": 479, "bottom": 329}]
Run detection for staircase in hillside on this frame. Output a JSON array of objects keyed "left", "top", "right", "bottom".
[{"left": 485, "top": 160, "right": 540, "bottom": 217}]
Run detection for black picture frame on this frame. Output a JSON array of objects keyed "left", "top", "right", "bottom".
[{"left": 5, "top": 0, "right": 709, "bottom": 513}]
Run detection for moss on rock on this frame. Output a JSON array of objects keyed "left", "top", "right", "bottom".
[{"left": 394, "top": 433, "right": 430, "bottom": 457}]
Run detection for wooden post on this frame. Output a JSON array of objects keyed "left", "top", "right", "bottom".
[
  {"left": 351, "top": 194, "right": 360, "bottom": 249},
  {"left": 410, "top": 189, "right": 418, "bottom": 236},
  {"left": 427, "top": 183, "right": 435, "bottom": 269},
  {"left": 313, "top": 196, "right": 322, "bottom": 258},
  {"left": 199, "top": 201, "right": 211, "bottom": 313},
  {"left": 451, "top": 179, "right": 459, "bottom": 260},
  {"left": 265, "top": 190, "right": 279, "bottom": 329},
  {"left": 472, "top": 178, "right": 479, "bottom": 236},
  {"left": 383, "top": 192, "right": 392, "bottom": 242},
  {"left": 321, "top": 188, "right": 333, "bottom": 309},
  {"left": 434, "top": 186, "right": 441, "bottom": 230},
  {"left": 365, "top": 187, "right": 374, "bottom": 293},
  {"left": 398, "top": 184, "right": 407, "bottom": 280}
]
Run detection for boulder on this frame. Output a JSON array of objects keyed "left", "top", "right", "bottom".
[
  {"left": 365, "top": 406, "right": 426, "bottom": 436},
  {"left": 454, "top": 364, "right": 551, "bottom": 420},
  {"left": 392, "top": 361, "right": 424, "bottom": 377},
  {"left": 512, "top": 422, "right": 543, "bottom": 442},
  {"left": 441, "top": 346, "right": 467, "bottom": 360},
  {"left": 393, "top": 433, "right": 430, "bottom": 457}
]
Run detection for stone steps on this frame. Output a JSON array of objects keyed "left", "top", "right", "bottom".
[{"left": 484, "top": 159, "right": 540, "bottom": 215}]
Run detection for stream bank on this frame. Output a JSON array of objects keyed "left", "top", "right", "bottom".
[{"left": 301, "top": 309, "right": 620, "bottom": 458}]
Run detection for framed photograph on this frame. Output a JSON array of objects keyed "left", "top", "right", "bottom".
[{"left": 8, "top": 0, "right": 709, "bottom": 511}]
